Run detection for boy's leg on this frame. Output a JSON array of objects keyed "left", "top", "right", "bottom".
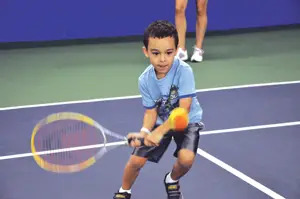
[
  {"left": 164, "top": 123, "right": 203, "bottom": 198},
  {"left": 114, "top": 132, "right": 172, "bottom": 198},
  {"left": 163, "top": 149, "right": 195, "bottom": 199},
  {"left": 113, "top": 155, "right": 147, "bottom": 199},
  {"left": 175, "top": 0, "right": 189, "bottom": 50},
  {"left": 170, "top": 122, "right": 203, "bottom": 180},
  {"left": 121, "top": 155, "right": 148, "bottom": 190},
  {"left": 170, "top": 149, "right": 196, "bottom": 181}
]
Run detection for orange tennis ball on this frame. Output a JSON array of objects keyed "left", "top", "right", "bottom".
[{"left": 169, "top": 107, "right": 189, "bottom": 131}]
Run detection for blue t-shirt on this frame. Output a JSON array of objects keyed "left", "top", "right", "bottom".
[{"left": 138, "top": 58, "right": 203, "bottom": 125}]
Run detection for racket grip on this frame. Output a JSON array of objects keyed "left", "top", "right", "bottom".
[{"left": 127, "top": 137, "right": 145, "bottom": 146}]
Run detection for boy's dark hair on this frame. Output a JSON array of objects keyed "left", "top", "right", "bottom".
[{"left": 143, "top": 20, "right": 179, "bottom": 49}]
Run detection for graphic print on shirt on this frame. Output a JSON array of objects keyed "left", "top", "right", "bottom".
[{"left": 156, "top": 85, "right": 179, "bottom": 121}]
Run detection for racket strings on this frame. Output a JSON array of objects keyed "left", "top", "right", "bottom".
[
  {"left": 31, "top": 112, "right": 135, "bottom": 173},
  {"left": 35, "top": 120, "right": 104, "bottom": 165}
]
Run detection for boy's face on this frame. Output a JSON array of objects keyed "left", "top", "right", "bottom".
[{"left": 143, "top": 36, "right": 177, "bottom": 79}]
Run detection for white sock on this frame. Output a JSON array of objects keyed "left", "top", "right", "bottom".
[
  {"left": 119, "top": 187, "right": 131, "bottom": 194},
  {"left": 165, "top": 172, "right": 178, "bottom": 183}
]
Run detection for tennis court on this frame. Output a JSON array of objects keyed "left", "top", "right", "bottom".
[
  {"left": 1, "top": 12, "right": 300, "bottom": 197},
  {"left": 1, "top": 80, "right": 299, "bottom": 199}
]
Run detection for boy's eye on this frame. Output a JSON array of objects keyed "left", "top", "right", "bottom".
[
  {"left": 152, "top": 52, "right": 159, "bottom": 55},
  {"left": 167, "top": 51, "right": 173, "bottom": 55}
]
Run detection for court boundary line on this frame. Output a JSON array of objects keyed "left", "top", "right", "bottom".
[
  {"left": 0, "top": 80, "right": 299, "bottom": 111},
  {"left": 0, "top": 141, "right": 126, "bottom": 161},
  {"left": 197, "top": 148, "right": 286, "bottom": 199},
  {"left": 1, "top": 120, "right": 299, "bottom": 161},
  {"left": 200, "top": 121, "right": 300, "bottom": 135}
]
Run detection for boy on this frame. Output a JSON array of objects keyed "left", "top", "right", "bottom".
[{"left": 113, "top": 20, "right": 203, "bottom": 199}]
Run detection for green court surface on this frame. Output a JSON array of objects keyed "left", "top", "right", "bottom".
[{"left": 0, "top": 28, "right": 299, "bottom": 108}]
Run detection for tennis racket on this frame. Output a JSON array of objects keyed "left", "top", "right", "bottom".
[{"left": 30, "top": 112, "right": 143, "bottom": 173}]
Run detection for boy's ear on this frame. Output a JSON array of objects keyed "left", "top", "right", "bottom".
[{"left": 142, "top": 46, "right": 149, "bottom": 58}]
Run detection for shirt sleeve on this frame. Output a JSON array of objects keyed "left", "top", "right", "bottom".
[
  {"left": 138, "top": 78, "right": 156, "bottom": 109},
  {"left": 178, "top": 66, "right": 197, "bottom": 98}
]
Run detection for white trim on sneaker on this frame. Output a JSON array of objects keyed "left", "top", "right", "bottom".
[
  {"left": 191, "top": 46, "right": 204, "bottom": 62},
  {"left": 176, "top": 48, "right": 188, "bottom": 61}
]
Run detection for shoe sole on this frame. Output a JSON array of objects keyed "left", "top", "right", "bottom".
[
  {"left": 191, "top": 60, "right": 203, "bottom": 63},
  {"left": 166, "top": 193, "right": 184, "bottom": 199},
  {"left": 191, "top": 58, "right": 203, "bottom": 62},
  {"left": 191, "top": 54, "right": 203, "bottom": 62},
  {"left": 178, "top": 57, "right": 188, "bottom": 61}
]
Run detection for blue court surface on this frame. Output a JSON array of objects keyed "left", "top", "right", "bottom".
[{"left": 0, "top": 82, "right": 299, "bottom": 199}]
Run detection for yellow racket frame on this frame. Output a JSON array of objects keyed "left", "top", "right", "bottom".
[{"left": 31, "top": 112, "right": 105, "bottom": 173}]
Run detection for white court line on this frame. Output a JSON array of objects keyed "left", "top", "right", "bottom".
[
  {"left": 1, "top": 120, "right": 299, "bottom": 161},
  {"left": 0, "top": 80, "right": 299, "bottom": 111},
  {"left": 197, "top": 148, "right": 286, "bottom": 199},
  {"left": 0, "top": 141, "right": 127, "bottom": 161},
  {"left": 200, "top": 121, "right": 300, "bottom": 135}
]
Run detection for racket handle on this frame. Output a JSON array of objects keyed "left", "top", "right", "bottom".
[{"left": 127, "top": 137, "right": 145, "bottom": 146}]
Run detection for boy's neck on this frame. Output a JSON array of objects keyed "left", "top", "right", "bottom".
[{"left": 156, "top": 72, "right": 166, "bottom": 79}]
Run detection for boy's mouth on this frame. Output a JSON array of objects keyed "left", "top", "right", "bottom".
[{"left": 158, "top": 65, "right": 168, "bottom": 69}]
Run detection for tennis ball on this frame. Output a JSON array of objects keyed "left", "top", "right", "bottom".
[{"left": 169, "top": 107, "right": 189, "bottom": 131}]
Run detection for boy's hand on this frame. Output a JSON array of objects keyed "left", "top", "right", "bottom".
[
  {"left": 127, "top": 133, "right": 145, "bottom": 147},
  {"left": 144, "top": 132, "right": 163, "bottom": 147}
]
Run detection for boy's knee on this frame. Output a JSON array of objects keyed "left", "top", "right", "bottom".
[
  {"left": 127, "top": 155, "right": 147, "bottom": 171},
  {"left": 178, "top": 149, "right": 195, "bottom": 169}
]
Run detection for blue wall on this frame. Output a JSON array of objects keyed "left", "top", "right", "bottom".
[{"left": 0, "top": 0, "right": 300, "bottom": 42}]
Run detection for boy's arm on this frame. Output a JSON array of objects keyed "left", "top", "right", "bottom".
[
  {"left": 140, "top": 108, "right": 157, "bottom": 136},
  {"left": 127, "top": 107, "right": 157, "bottom": 147},
  {"left": 146, "top": 97, "right": 192, "bottom": 146},
  {"left": 130, "top": 77, "right": 158, "bottom": 145},
  {"left": 179, "top": 97, "right": 192, "bottom": 112}
]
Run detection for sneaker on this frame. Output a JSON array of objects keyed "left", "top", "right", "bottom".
[
  {"left": 191, "top": 46, "right": 204, "bottom": 62},
  {"left": 113, "top": 191, "right": 131, "bottom": 199},
  {"left": 176, "top": 48, "right": 188, "bottom": 61},
  {"left": 164, "top": 173, "right": 184, "bottom": 199}
]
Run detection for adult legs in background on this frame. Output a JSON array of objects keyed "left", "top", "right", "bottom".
[
  {"left": 191, "top": 0, "right": 208, "bottom": 62},
  {"left": 175, "top": 0, "right": 189, "bottom": 61}
]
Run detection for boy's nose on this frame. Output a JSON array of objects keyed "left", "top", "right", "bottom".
[{"left": 160, "top": 54, "right": 166, "bottom": 62}]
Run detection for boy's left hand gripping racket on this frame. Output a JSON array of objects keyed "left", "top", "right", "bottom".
[{"left": 30, "top": 112, "right": 143, "bottom": 173}]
